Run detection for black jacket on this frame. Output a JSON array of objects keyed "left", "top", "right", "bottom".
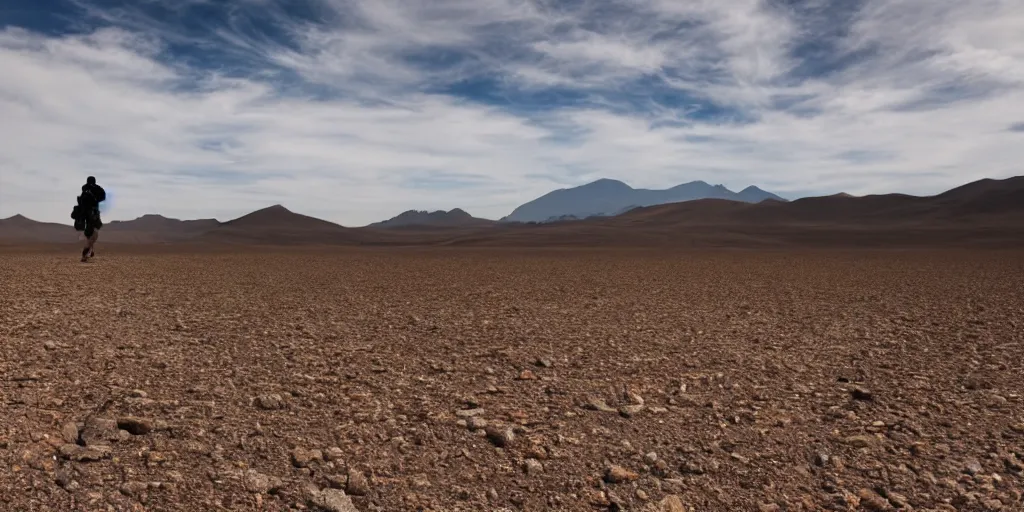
[{"left": 81, "top": 183, "right": 106, "bottom": 208}]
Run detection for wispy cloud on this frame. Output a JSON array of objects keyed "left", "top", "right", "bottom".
[{"left": 1, "top": 0, "right": 1023, "bottom": 225}]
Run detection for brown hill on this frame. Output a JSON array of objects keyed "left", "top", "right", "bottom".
[
  {"left": 0, "top": 215, "right": 79, "bottom": 244},
  {"left": 197, "top": 205, "right": 362, "bottom": 245},
  {"left": 367, "top": 208, "right": 495, "bottom": 229},
  {"left": 102, "top": 215, "right": 221, "bottom": 243}
]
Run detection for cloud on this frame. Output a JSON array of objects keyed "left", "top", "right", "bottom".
[{"left": 1, "top": 0, "right": 1023, "bottom": 226}]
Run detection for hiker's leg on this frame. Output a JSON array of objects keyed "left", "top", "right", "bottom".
[
  {"left": 82, "top": 224, "right": 94, "bottom": 261},
  {"left": 82, "top": 221, "right": 99, "bottom": 261}
]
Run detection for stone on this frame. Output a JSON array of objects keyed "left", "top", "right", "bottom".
[
  {"left": 324, "top": 447, "right": 345, "bottom": 462},
  {"left": 857, "top": 488, "right": 892, "bottom": 511},
  {"left": 120, "top": 481, "right": 149, "bottom": 497},
  {"left": 604, "top": 465, "right": 639, "bottom": 483},
  {"left": 730, "top": 452, "right": 750, "bottom": 464},
  {"left": 466, "top": 417, "right": 488, "bottom": 431},
  {"left": 584, "top": 398, "right": 617, "bottom": 413},
  {"left": 619, "top": 405, "right": 645, "bottom": 417},
  {"left": 851, "top": 387, "right": 874, "bottom": 401},
  {"left": 484, "top": 426, "right": 514, "bottom": 448},
  {"left": 964, "top": 458, "right": 983, "bottom": 475},
  {"left": 886, "top": 491, "right": 910, "bottom": 508},
  {"left": 517, "top": 369, "right": 537, "bottom": 380},
  {"left": 60, "top": 423, "right": 79, "bottom": 444},
  {"left": 636, "top": 489, "right": 649, "bottom": 501},
  {"left": 242, "top": 470, "right": 282, "bottom": 494},
  {"left": 658, "top": 495, "right": 686, "bottom": 512},
  {"left": 759, "top": 504, "right": 781, "bottom": 512},
  {"left": 525, "top": 444, "right": 548, "bottom": 460},
  {"left": 535, "top": 358, "right": 553, "bottom": 368},
  {"left": 1005, "top": 454, "right": 1023, "bottom": 472},
  {"left": 309, "top": 488, "right": 359, "bottom": 512},
  {"left": 455, "top": 408, "right": 485, "bottom": 418},
  {"left": 292, "top": 447, "right": 319, "bottom": 468},
  {"left": 523, "top": 458, "right": 544, "bottom": 475},
  {"left": 80, "top": 417, "right": 119, "bottom": 446},
  {"left": 61, "top": 444, "right": 112, "bottom": 462},
  {"left": 255, "top": 394, "right": 284, "bottom": 410},
  {"left": 346, "top": 469, "right": 369, "bottom": 496},
  {"left": 643, "top": 452, "right": 659, "bottom": 465},
  {"left": 117, "top": 416, "right": 154, "bottom": 435}
]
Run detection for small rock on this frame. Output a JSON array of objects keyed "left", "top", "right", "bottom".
[
  {"left": 255, "top": 394, "right": 284, "bottom": 410},
  {"left": 658, "top": 495, "right": 686, "bottom": 512},
  {"left": 604, "top": 465, "right": 639, "bottom": 483},
  {"left": 517, "top": 369, "right": 537, "bottom": 380},
  {"left": 324, "top": 447, "right": 344, "bottom": 462},
  {"left": 814, "top": 453, "right": 830, "bottom": 466},
  {"left": 851, "top": 387, "right": 873, "bottom": 401},
  {"left": 584, "top": 398, "right": 617, "bottom": 413},
  {"left": 291, "top": 447, "right": 319, "bottom": 468},
  {"left": 43, "top": 341, "right": 57, "bottom": 350},
  {"left": 309, "top": 488, "right": 358, "bottom": 512},
  {"left": 626, "top": 391, "right": 645, "bottom": 406},
  {"left": 964, "top": 458, "right": 983, "bottom": 475},
  {"left": 455, "top": 408, "right": 485, "bottom": 418},
  {"left": 886, "top": 491, "right": 910, "bottom": 508},
  {"left": 120, "top": 481, "right": 149, "bottom": 497},
  {"left": 730, "top": 452, "right": 750, "bottom": 464},
  {"left": 643, "top": 452, "right": 659, "bottom": 465},
  {"left": 523, "top": 458, "right": 544, "bottom": 475},
  {"left": 466, "top": 417, "right": 488, "bottom": 431},
  {"left": 68, "top": 444, "right": 112, "bottom": 462},
  {"left": 484, "top": 426, "right": 514, "bottom": 448},
  {"left": 80, "top": 417, "right": 119, "bottom": 446},
  {"left": 130, "top": 389, "right": 148, "bottom": 398},
  {"left": 242, "top": 470, "right": 282, "bottom": 494},
  {"left": 117, "top": 416, "right": 154, "bottom": 435},
  {"left": 535, "top": 358, "right": 552, "bottom": 368},
  {"left": 588, "top": 490, "right": 611, "bottom": 506},
  {"left": 526, "top": 444, "right": 548, "bottom": 460},
  {"left": 345, "top": 469, "right": 368, "bottom": 496},
  {"left": 636, "top": 489, "right": 649, "bottom": 501},
  {"left": 619, "top": 405, "right": 644, "bottom": 417},
  {"left": 60, "top": 423, "right": 79, "bottom": 444},
  {"left": 857, "top": 488, "right": 892, "bottom": 511},
  {"left": 759, "top": 504, "right": 781, "bottom": 512}
]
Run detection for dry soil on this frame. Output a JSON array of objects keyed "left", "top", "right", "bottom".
[{"left": 1, "top": 247, "right": 1023, "bottom": 511}]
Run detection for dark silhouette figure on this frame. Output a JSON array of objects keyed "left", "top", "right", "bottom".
[{"left": 71, "top": 176, "right": 106, "bottom": 262}]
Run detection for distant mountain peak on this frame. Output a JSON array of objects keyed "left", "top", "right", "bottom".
[
  {"left": 368, "top": 207, "right": 493, "bottom": 229},
  {"left": 580, "top": 178, "right": 632, "bottom": 190}
]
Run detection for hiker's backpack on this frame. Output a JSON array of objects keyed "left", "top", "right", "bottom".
[{"left": 71, "top": 195, "right": 91, "bottom": 231}]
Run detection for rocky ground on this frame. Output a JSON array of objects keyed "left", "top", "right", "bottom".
[{"left": 1, "top": 247, "right": 1022, "bottom": 511}]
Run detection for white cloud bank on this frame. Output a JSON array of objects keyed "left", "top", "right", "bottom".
[{"left": 0, "top": 0, "right": 1022, "bottom": 225}]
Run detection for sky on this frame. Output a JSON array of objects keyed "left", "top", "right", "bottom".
[{"left": 1, "top": 0, "right": 1022, "bottom": 226}]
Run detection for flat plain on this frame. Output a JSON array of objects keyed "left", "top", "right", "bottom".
[{"left": 2, "top": 246, "right": 1023, "bottom": 511}]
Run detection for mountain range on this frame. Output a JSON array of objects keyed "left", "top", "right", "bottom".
[
  {"left": 500, "top": 179, "right": 786, "bottom": 223},
  {"left": 2, "top": 176, "right": 1022, "bottom": 248}
]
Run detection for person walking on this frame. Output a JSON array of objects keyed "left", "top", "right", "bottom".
[{"left": 75, "top": 176, "right": 106, "bottom": 262}]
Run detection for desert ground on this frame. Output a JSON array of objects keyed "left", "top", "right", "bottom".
[{"left": 1, "top": 246, "right": 1023, "bottom": 511}]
